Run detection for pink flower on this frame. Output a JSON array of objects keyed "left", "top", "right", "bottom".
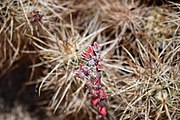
[{"left": 98, "top": 105, "right": 107, "bottom": 116}]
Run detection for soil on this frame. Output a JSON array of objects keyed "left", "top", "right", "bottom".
[{"left": 0, "top": 57, "right": 46, "bottom": 120}]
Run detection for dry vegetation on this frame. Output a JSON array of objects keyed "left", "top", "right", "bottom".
[{"left": 0, "top": 0, "right": 179, "bottom": 120}]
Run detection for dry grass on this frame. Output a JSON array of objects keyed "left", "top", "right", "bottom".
[{"left": 0, "top": 0, "right": 179, "bottom": 120}]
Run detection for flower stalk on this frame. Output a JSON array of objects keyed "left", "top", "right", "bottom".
[{"left": 75, "top": 42, "right": 107, "bottom": 120}]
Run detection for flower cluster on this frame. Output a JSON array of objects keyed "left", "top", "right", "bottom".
[{"left": 76, "top": 42, "right": 107, "bottom": 120}]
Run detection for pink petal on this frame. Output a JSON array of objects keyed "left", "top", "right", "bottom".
[
  {"left": 93, "top": 42, "right": 101, "bottom": 52},
  {"left": 98, "top": 105, "right": 107, "bottom": 116},
  {"left": 91, "top": 96, "right": 100, "bottom": 106},
  {"left": 82, "top": 52, "right": 91, "bottom": 59},
  {"left": 87, "top": 45, "right": 94, "bottom": 56}
]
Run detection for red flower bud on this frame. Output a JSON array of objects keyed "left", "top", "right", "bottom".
[
  {"left": 98, "top": 105, "right": 107, "bottom": 116},
  {"left": 75, "top": 71, "right": 85, "bottom": 78},
  {"left": 96, "top": 64, "right": 102, "bottom": 71},
  {"left": 92, "top": 89, "right": 99, "bottom": 95},
  {"left": 91, "top": 96, "right": 100, "bottom": 106},
  {"left": 93, "top": 42, "right": 101, "bottom": 52},
  {"left": 82, "top": 66, "right": 90, "bottom": 75},
  {"left": 99, "top": 89, "right": 107, "bottom": 99},
  {"left": 97, "top": 58, "right": 103, "bottom": 62},
  {"left": 80, "top": 63, "right": 84, "bottom": 68},
  {"left": 86, "top": 81, "right": 92, "bottom": 88},
  {"left": 82, "top": 51, "right": 91, "bottom": 59}
]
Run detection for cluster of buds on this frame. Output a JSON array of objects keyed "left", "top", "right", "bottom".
[
  {"left": 76, "top": 42, "right": 107, "bottom": 120},
  {"left": 29, "top": 10, "right": 43, "bottom": 24}
]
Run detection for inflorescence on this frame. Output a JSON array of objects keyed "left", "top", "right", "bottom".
[{"left": 75, "top": 42, "right": 107, "bottom": 120}]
